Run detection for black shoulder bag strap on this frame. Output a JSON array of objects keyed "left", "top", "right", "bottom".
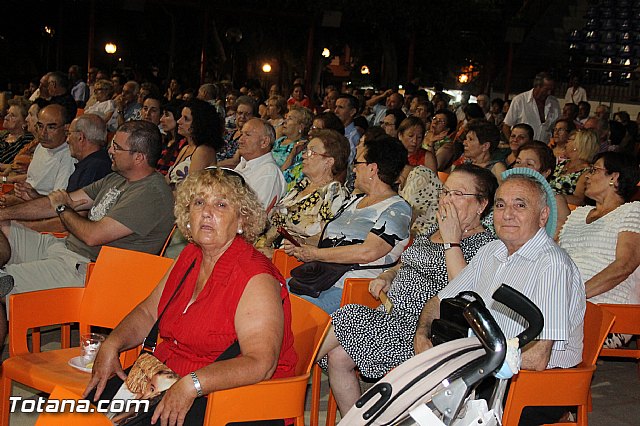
[
  {"left": 140, "top": 259, "right": 240, "bottom": 360},
  {"left": 317, "top": 193, "right": 400, "bottom": 271}
]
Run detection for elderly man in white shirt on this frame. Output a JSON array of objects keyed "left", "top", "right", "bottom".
[
  {"left": 234, "top": 118, "right": 286, "bottom": 213},
  {"left": 503, "top": 72, "right": 561, "bottom": 144},
  {"left": 414, "top": 171, "right": 585, "bottom": 426}
]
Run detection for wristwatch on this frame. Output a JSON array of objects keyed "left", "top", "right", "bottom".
[
  {"left": 55, "top": 204, "right": 69, "bottom": 215},
  {"left": 443, "top": 242, "right": 461, "bottom": 251}
]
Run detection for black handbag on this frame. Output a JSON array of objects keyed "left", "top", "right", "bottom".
[
  {"left": 288, "top": 195, "right": 398, "bottom": 298},
  {"left": 430, "top": 291, "right": 485, "bottom": 346}
]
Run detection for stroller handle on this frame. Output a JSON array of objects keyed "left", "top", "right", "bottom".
[{"left": 492, "top": 284, "right": 544, "bottom": 348}]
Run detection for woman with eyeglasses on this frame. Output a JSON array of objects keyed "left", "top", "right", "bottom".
[
  {"left": 283, "top": 136, "right": 412, "bottom": 315},
  {"left": 271, "top": 106, "right": 314, "bottom": 187},
  {"left": 83, "top": 79, "right": 116, "bottom": 123},
  {"left": 85, "top": 168, "right": 296, "bottom": 425},
  {"left": 256, "top": 129, "right": 350, "bottom": 257},
  {"left": 549, "top": 118, "right": 575, "bottom": 161},
  {"left": 314, "top": 164, "right": 497, "bottom": 417},
  {"left": 548, "top": 128, "right": 599, "bottom": 206},
  {"left": 559, "top": 152, "right": 640, "bottom": 348},
  {"left": 422, "top": 109, "right": 458, "bottom": 172},
  {"left": 265, "top": 95, "right": 287, "bottom": 139},
  {"left": 0, "top": 98, "right": 34, "bottom": 167},
  {"left": 0, "top": 103, "right": 40, "bottom": 181}
]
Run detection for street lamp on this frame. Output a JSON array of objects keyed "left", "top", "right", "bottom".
[
  {"left": 105, "top": 43, "right": 117, "bottom": 54},
  {"left": 360, "top": 65, "right": 370, "bottom": 75},
  {"left": 322, "top": 48, "right": 331, "bottom": 58},
  {"left": 262, "top": 63, "right": 272, "bottom": 73}
]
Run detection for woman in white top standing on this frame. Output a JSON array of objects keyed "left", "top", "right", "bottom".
[{"left": 559, "top": 152, "right": 640, "bottom": 347}]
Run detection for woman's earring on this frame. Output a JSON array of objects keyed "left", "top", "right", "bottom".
[
  {"left": 237, "top": 229, "right": 244, "bottom": 235},
  {"left": 609, "top": 179, "right": 614, "bottom": 186},
  {"left": 186, "top": 223, "right": 191, "bottom": 230}
]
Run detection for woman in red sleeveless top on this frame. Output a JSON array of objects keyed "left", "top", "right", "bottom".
[{"left": 85, "top": 168, "right": 297, "bottom": 425}]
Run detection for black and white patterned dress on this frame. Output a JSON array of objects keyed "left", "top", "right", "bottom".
[{"left": 320, "top": 225, "right": 496, "bottom": 379}]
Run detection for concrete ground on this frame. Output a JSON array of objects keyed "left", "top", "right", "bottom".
[{"left": 2, "top": 328, "right": 639, "bottom": 425}]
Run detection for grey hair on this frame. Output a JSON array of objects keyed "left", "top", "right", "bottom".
[
  {"left": 253, "top": 118, "right": 276, "bottom": 147},
  {"left": 502, "top": 174, "right": 548, "bottom": 209},
  {"left": 74, "top": 114, "right": 107, "bottom": 147}
]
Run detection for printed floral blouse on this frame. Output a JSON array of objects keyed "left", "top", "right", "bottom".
[
  {"left": 256, "top": 178, "right": 349, "bottom": 248},
  {"left": 549, "top": 159, "right": 586, "bottom": 196}
]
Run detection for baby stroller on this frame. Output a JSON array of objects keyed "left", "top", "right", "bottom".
[{"left": 338, "top": 284, "right": 544, "bottom": 426}]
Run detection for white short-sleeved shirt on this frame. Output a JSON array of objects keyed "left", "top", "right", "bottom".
[
  {"left": 503, "top": 89, "right": 560, "bottom": 144},
  {"left": 235, "top": 152, "right": 286, "bottom": 210}
]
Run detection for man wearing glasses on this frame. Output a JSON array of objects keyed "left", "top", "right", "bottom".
[
  {"left": 0, "top": 120, "right": 175, "bottom": 345},
  {"left": 0, "top": 105, "right": 76, "bottom": 208}
]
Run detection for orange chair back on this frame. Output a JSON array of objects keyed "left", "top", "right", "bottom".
[
  {"left": 35, "top": 386, "right": 111, "bottom": 426},
  {"left": 78, "top": 246, "right": 173, "bottom": 333},
  {"left": 289, "top": 295, "right": 332, "bottom": 375},
  {"left": 159, "top": 224, "right": 177, "bottom": 256},
  {"left": 340, "top": 278, "right": 378, "bottom": 308},
  {"left": 598, "top": 303, "right": 640, "bottom": 373},
  {"left": 271, "top": 249, "right": 303, "bottom": 279},
  {"left": 582, "top": 301, "right": 617, "bottom": 366}
]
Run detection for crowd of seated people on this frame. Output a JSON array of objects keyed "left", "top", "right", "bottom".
[{"left": 2, "top": 67, "right": 640, "bottom": 425}]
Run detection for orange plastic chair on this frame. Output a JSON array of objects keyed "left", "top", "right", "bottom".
[
  {"left": 34, "top": 385, "right": 111, "bottom": 426},
  {"left": 313, "top": 278, "right": 378, "bottom": 426},
  {"left": 0, "top": 247, "right": 173, "bottom": 426},
  {"left": 437, "top": 171, "right": 449, "bottom": 183},
  {"left": 75, "top": 108, "right": 85, "bottom": 117},
  {"left": 201, "top": 294, "right": 331, "bottom": 425},
  {"left": 501, "top": 302, "right": 616, "bottom": 426},
  {"left": 271, "top": 248, "right": 303, "bottom": 279},
  {"left": 598, "top": 303, "right": 640, "bottom": 378}
]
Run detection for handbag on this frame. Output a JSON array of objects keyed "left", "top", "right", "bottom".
[
  {"left": 430, "top": 291, "right": 485, "bottom": 346},
  {"left": 89, "top": 259, "right": 241, "bottom": 425},
  {"left": 288, "top": 195, "right": 398, "bottom": 298}
]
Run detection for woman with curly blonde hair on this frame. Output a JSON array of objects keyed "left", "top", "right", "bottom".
[{"left": 85, "top": 167, "right": 297, "bottom": 425}]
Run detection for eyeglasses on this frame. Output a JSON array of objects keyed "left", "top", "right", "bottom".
[
  {"left": 35, "top": 122, "right": 65, "bottom": 133},
  {"left": 303, "top": 148, "right": 330, "bottom": 158},
  {"left": 431, "top": 117, "right": 447, "bottom": 124},
  {"left": 204, "top": 166, "right": 246, "bottom": 185},
  {"left": 381, "top": 121, "right": 396, "bottom": 128},
  {"left": 108, "top": 138, "right": 137, "bottom": 153},
  {"left": 587, "top": 165, "right": 607, "bottom": 174},
  {"left": 553, "top": 127, "right": 568, "bottom": 133},
  {"left": 440, "top": 187, "right": 480, "bottom": 197},
  {"left": 353, "top": 160, "right": 369, "bottom": 166}
]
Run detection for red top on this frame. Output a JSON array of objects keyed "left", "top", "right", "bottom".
[
  {"left": 287, "top": 96, "right": 311, "bottom": 108},
  {"left": 408, "top": 148, "right": 427, "bottom": 167},
  {"left": 153, "top": 237, "right": 297, "bottom": 378}
]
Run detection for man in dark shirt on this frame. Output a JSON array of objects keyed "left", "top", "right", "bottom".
[{"left": 35, "top": 71, "right": 77, "bottom": 121}]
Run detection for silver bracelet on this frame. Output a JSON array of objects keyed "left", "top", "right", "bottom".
[{"left": 189, "top": 371, "right": 203, "bottom": 397}]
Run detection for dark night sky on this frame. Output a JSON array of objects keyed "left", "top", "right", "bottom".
[{"left": 1, "top": 1, "right": 547, "bottom": 95}]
